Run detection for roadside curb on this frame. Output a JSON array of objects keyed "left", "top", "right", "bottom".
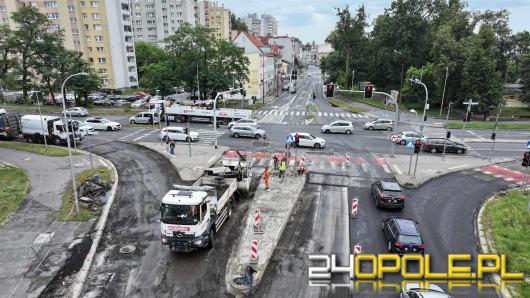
[
  {"left": 68, "top": 150, "right": 119, "bottom": 298},
  {"left": 475, "top": 194, "right": 513, "bottom": 298},
  {"left": 226, "top": 174, "right": 307, "bottom": 295}
]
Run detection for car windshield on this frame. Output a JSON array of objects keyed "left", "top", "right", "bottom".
[
  {"left": 398, "top": 235, "right": 422, "bottom": 244},
  {"left": 309, "top": 134, "right": 316, "bottom": 139},
  {"left": 100, "top": 119, "right": 110, "bottom": 123},
  {"left": 161, "top": 204, "right": 200, "bottom": 225}
]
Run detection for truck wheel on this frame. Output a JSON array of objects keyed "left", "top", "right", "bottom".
[
  {"left": 53, "top": 137, "right": 61, "bottom": 146},
  {"left": 207, "top": 230, "right": 214, "bottom": 249},
  {"left": 176, "top": 116, "right": 185, "bottom": 123}
]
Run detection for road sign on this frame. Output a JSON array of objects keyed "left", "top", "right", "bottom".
[
  {"left": 406, "top": 140, "right": 414, "bottom": 148},
  {"left": 286, "top": 135, "right": 294, "bottom": 143},
  {"left": 527, "top": 141, "right": 530, "bottom": 149},
  {"left": 390, "top": 134, "right": 398, "bottom": 142}
]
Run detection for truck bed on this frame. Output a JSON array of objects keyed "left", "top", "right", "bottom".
[{"left": 173, "top": 176, "right": 237, "bottom": 212}]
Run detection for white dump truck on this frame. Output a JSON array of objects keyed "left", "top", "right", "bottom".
[
  {"left": 160, "top": 176, "right": 239, "bottom": 252},
  {"left": 204, "top": 150, "right": 253, "bottom": 193},
  {"left": 164, "top": 105, "right": 253, "bottom": 125},
  {"left": 20, "top": 115, "right": 76, "bottom": 145}
]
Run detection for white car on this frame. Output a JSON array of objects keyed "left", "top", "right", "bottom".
[
  {"left": 131, "top": 99, "right": 146, "bottom": 108},
  {"left": 159, "top": 126, "right": 199, "bottom": 142},
  {"left": 65, "top": 107, "right": 88, "bottom": 117},
  {"left": 84, "top": 117, "right": 121, "bottom": 131},
  {"left": 227, "top": 118, "right": 259, "bottom": 129},
  {"left": 400, "top": 283, "right": 453, "bottom": 298},
  {"left": 321, "top": 120, "right": 354, "bottom": 134},
  {"left": 290, "top": 132, "right": 326, "bottom": 149}
]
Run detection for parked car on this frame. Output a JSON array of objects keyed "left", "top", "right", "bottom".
[
  {"left": 88, "top": 92, "right": 106, "bottom": 100},
  {"left": 69, "top": 120, "right": 94, "bottom": 137},
  {"left": 282, "top": 84, "right": 290, "bottom": 91},
  {"left": 93, "top": 98, "right": 113, "bottom": 106},
  {"left": 85, "top": 117, "right": 121, "bottom": 131},
  {"left": 400, "top": 284, "right": 453, "bottom": 298},
  {"left": 422, "top": 138, "right": 467, "bottom": 154},
  {"left": 290, "top": 132, "right": 326, "bottom": 149},
  {"left": 159, "top": 126, "right": 199, "bottom": 142},
  {"left": 363, "top": 119, "right": 394, "bottom": 131},
  {"left": 371, "top": 180, "right": 406, "bottom": 209},
  {"left": 65, "top": 107, "right": 88, "bottom": 117},
  {"left": 129, "top": 112, "right": 160, "bottom": 124},
  {"left": 381, "top": 216, "right": 424, "bottom": 254},
  {"left": 230, "top": 125, "right": 266, "bottom": 139},
  {"left": 112, "top": 99, "right": 129, "bottom": 107},
  {"left": 227, "top": 118, "right": 259, "bottom": 129},
  {"left": 131, "top": 99, "right": 146, "bottom": 108},
  {"left": 321, "top": 120, "right": 354, "bottom": 134},
  {"left": 395, "top": 131, "right": 424, "bottom": 145}
]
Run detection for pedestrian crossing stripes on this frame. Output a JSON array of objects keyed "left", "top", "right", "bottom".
[
  {"left": 475, "top": 165, "right": 529, "bottom": 185},
  {"left": 254, "top": 110, "right": 369, "bottom": 118}
]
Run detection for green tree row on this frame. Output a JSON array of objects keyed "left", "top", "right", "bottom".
[
  {"left": 321, "top": 0, "right": 530, "bottom": 117},
  {"left": 135, "top": 24, "right": 249, "bottom": 100},
  {"left": 0, "top": 6, "right": 100, "bottom": 104}
]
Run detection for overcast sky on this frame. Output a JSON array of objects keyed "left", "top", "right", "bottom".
[{"left": 220, "top": 0, "right": 530, "bottom": 44}]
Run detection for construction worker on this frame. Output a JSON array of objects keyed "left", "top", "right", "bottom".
[
  {"left": 297, "top": 162, "right": 306, "bottom": 176},
  {"left": 263, "top": 166, "right": 270, "bottom": 191},
  {"left": 273, "top": 155, "right": 279, "bottom": 171},
  {"left": 278, "top": 159, "right": 287, "bottom": 181}
]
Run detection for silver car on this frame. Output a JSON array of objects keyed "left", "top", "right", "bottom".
[
  {"left": 129, "top": 112, "right": 160, "bottom": 124},
  {"left": 321, "top": 120, "right": 354, "bottom": 134},
  {"left": 230, "top": 125, "right": 266, "bottom": 139},
  {"left": 396, "top": 131, "right": 425, "bottom": 145},
  {"left": 400, "top": 283, "right": 453, "bottom": 298},
  {"left": 363, "top": 119, "right": 394, "bottom": 131},
  {"left": 65, "top": 107, "right": 88, "bottom": 117},
  {"left": 227, "top": 118, "right": 259, "bottom": 129}
]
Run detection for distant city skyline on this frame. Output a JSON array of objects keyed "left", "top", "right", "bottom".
[{"left": 222, "top": 0, "right": 530, "bottom": 44}]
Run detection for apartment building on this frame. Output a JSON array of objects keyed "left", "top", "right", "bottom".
[
  {"left": 130, "top": 0, "right": 199, "bottom": 45},
  {"left": 198, "top": 0, "right": 229, "bottom": 40},
  {"left": 242, "top": 13, "right": 277, "bottom": 37},
  {"left": 269, "top": 36, "right": 302, "bottom": 65},
  {"left": 0, "top": 0, "right": 138, "bottom": 90}
]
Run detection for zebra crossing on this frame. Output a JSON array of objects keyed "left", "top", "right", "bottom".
[{"left": 254, "top": 110, "right": 370, "bottom": 118}]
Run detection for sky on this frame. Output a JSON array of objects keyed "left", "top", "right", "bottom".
[{"left": 220, "top": 0, "right": 530, "bottom": 44}]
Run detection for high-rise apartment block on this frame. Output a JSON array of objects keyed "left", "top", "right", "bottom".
[
  {"left": 198, "top": 0, "right": 230, "bottom": 40},
  {"left": 242, "top": 13, "right": 277, "bottom": 37},
  {"left": 0, "top": 0, "right": 138, "bottom": 90}
]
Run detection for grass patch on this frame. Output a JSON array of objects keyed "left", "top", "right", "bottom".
[
  {"left": 0, "top": 165, "right": 29, "bottom": 224},
  {"left": 0, "top": 141, "right": 80, "bottom": 157},
  {"left": 328, "top": 98, "right": 369, "bottom": 113},
  {"left": 500, "top": 107, "right": 530, "bottom": 118},
  {"left": 446, "top": 122, "right": 530, "bottom": 130},
  {"left": 483, "top": 190, "right": 530, "bottom": 297},
  {"left": 57, "top": 166, "right": 113, "bottom": 221}
]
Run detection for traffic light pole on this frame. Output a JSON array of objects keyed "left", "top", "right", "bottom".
[
  {"left": 413, "top": 149, "right": 420, "bottom": 178},
  {"left": 489, "top": 103, "right": 502, "bottom": 162},
  {"left": 442, "top": 102, "right": 452, "bottom": 160},
  {"left": 408, "top": 151, "right": 414, "bottom": 175}
]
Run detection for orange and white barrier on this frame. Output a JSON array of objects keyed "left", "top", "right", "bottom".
[
  {"left": 254, "top": 208, "right": 263, "bottom": 234},
  {"left": 250, "top": 240, "right": 258, "bottom": 263},
  {"left": 351, "top": 197, "right": 358, "bottom": 218}
]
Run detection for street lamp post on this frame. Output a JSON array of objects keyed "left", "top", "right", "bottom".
[
  {"left": 394, "top": 50, "right": 404, "bottom": 103},
  {"left": 214, "top": 87, "right": 244, "bottom": 149},
  {"left": 442, "top": 101, "right": 453, "bottom": 160},
  {"left": 351, "top": 70, "right": 355, "bottom": 90},
  {"left": 439, "top": 66, "right": 449, "bottom": 116},
  {"left": 409, "top": 109, "right": 418, "bottom": 132},
  {"left": 61, "top": 72, "right": 89, "bottom": 215},
  {"left": 410, "top": 78, "right": 428, "bottom": 133}
]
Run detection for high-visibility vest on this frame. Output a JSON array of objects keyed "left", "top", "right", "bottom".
[{"left": 279, "top": 161, "right": 287, "bottom": 171}]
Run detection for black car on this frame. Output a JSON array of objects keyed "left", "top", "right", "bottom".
[
  {"left": 381, "top": 216, "right": 424, "bottom": 254},
  {"left": 371, "top": 180, "right": 406, "bottom": 209},
  {"left": 421, "top": 138, "right": 467, "bottom": 154}
]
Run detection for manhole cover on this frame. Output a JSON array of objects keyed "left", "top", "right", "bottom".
[{"left": 119, "top": 245, "right": 136, "bottom": 254}]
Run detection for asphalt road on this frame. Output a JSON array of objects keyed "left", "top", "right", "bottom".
[{"left": 78, "top": 141, "right": 253, "bottom": 297}]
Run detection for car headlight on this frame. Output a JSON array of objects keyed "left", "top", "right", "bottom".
[
  {"left": 194, "top": 239, "right": 203, "bottom": 245},
  {"left": 161, "top": 236, "right": 168, "bottom": 244}
]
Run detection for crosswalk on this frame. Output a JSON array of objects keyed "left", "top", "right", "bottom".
[
  {"left": 254, "top": 110, "right": 370, "bottom": 118},
  {"left": 113, "top": 128, "right": 224, "bottom": 145},
  {"left": 475, "top": 165, "right": 529, "bottom": 185}
]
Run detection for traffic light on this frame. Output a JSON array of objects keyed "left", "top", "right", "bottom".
[
  {"left": 414, "top": 139, "right": 421, "bottom": 153},
  {"left": 364, "top": 84, "right": 373, "bottom": 99},
  {"left": 326, "top": 84, "right": 334, "bottom": 97},
  {"left": 446, "top": 131, "right": 451, "bottom": 139},
  {"left": 185, "top": 127, "right": 189, "bottom": 135},
  {"left": 523, "top": 151, "right": 530, "bottom": 167},
  {"left": 292, "top": 70, "right": 298, "bottom": 81},
  {"left": 491, "top": 132, "right": 496, "bottom": 140}
]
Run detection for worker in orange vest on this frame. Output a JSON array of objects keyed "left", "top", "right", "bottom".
[{"left": 263, "top": 166, "right": 270, "bottom": 192}]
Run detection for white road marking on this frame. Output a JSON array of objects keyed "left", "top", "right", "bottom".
[
  {"left": 340, "top": 113, "right": 345, "bottom": 117},
  {"left": 296, "top": 111, "right": 300, "bottom": 116},
  {"left": 324, "top": 112, "right": 328, "bottom": 117},
  {"left": 361, "top": 163, "right": 368, "bottom": 173},
  {"left": 351, "top": 114, "right": 357, "bottom": 118},
  {"left": 330, "top": 162, "right": 336, "bottom": 170},
  {"left": 382, "top": 165, "right": 391, "bottom": 174},
  {"left": 318, "top": 112, "right": 322, "bottom": 116},
  {"left": 466, "top": 130, "right": 485, "bottom": 140},
  {"left": 133, "top": 129, "right": 159, "bottom": 141},
  {"left": 290, "top": 111, "right": 295, "bottom": 116},
  {"left": 392, "top": 165, "right": 403, "bottom": 175},
  {"left": 120, "top": 129, "right": 146, "bottom": 140},
  {"left": 448, "top": 164, "right": 469, "bottom": 170}
]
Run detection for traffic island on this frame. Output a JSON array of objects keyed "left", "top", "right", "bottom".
[
  {"left": 138, "top": 142, "right": 229, "bottom": 181},
  {"left": 226, "top": 170, "right": 306, "bottom": 295},
  {"left": 383, "top": 154, "right": 514, "bottom": 188}
]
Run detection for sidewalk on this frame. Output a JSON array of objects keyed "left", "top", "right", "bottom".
[
  {"left": 138, "top": 142, "right": 229, "bottom": 181},
  {"left": 383, "top": 153, "right": 514, "bottom": 188},
  {"left": 0, "top": 148, "right": 99, "bottom": 298},
  {"left": 226, "top": 169, "right": 306, "bottom": 295}
]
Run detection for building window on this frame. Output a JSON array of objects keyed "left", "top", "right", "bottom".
[
  {"left": 96, "top": 47, "right": 104, "bottom": 53},
  {"left": 48, "top": 24, "right": 60, "bottom": 31},
  {"left": 95, "top": 36, "right": 103, "bottom": 41},
  {"left": 99, "top": 68, "right": 107, "bottom": 74},
  {"left": 136, "top": 34, "right": 143, "bottom": 39},
  {"left": 73, "top": 40, "right": 81, "bottom": 45},
  {"left": 87, "top": 47, "right": 93, "bottom": 52},
  {"left": 0, "top": 6, "right": 7, "bottom": 11},
  {"left": 102, "top": 79, "right": 108, "bottom": 85},
  {"left": 86, "top": 36, "right": 91, "bottom": 41},
  {"left": 135, "top": 12, "right": 141, "bottom": 17},
  {"left": 92, "top": 13, "right": 100, "bottom": 19},
  {"left": 67, "top": 5, "right": 75, "bottom": 11},
  {"left": 90, "top": 1, "right": 99, "bottom": 7},
  {"left": 44, "top": 2, "right": 57, "bottom": 8},
  {"left": 84, "top": 24, "right": 89, "bottom": 30},
  {"left": 89, "top": 58, "right": 94, "bottom": 63},
  {"left": 80, "top": 1, "right": 86, "bottom": 7},
  {"left": 72, "top": 29, "right": 79, "bottom": 35},
  {"left": 98, "top": 58, "right": 106, "bottom": 64},
  {"left": 47, "top": 13, "right": 59, "bottom": 19},
  {"left": 82, "top": 13, "right": 88, "bottom": 19},
  {"left": 93, "top": 24, "right": 102, "bottom": 31}
]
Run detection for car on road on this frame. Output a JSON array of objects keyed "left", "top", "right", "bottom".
[
  {"left": 381, "top": 216, "right": 424, "bottom": 254},
  {"left": 227, "top": 118, "right": 259, "bottom": 129},
  {"left": 363, "top": 119, "right": 394, "bottom": 131},
  {"left": 65, "top": 107, "right": 88, "bottom": 117},
  {"left": 371, "top": 180, "right": 406, "bottom": 209},
  {"left": 395, "top": 131, "right": 424, "bottom": 145},
  {"left": 422, "top": 138, "right": 467, "bottom": 154},
  {"left": 129, "top": 112, "right": 160, "bottom": 124},
  {"left": 282, "top": 84, "right": 290, "bottom": 91},
  {"left": 230, "top": 125, "right": 266, "bottom": 139},
  {"left": 290, "top": 132, "right": 326, "bottom": 149},
  {"left": 321, "top": 120, "right": 354, "bottom": 134},
  {"left": 77, "top": 124, "right": 95, "bottom": 136},
  {"left": 85, "top": 117, "right": 121, "bottom": 131},
  {"left": 159, "top": 126, "right": 199, "bottom": 142},
  {"left": 400, "top": 284, "right": 453, "bottom": 298}
]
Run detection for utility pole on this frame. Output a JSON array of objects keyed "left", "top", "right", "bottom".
[
  {"left": 462, "top": 98, "right": 479, "bottom": 131},
  {"left": 489, "top": 102, "right": 502, "bottom": 162},
  {"left": 439, "top": 66, "right": 449, "bottom": 116},
  {"left": 351, "top": 70, "right": 355, "bottom": 90},
  {"left": 409, "top": 78, "right": 429, "bottom": 133},
  {"left": 442, "top": 101, "right": 453, "bottom": 160}
]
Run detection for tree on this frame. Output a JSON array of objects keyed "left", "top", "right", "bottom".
[
  {"left": 11, "top": 6, "right": 53, "bottom": 99},
  {"left": 140, "top": 62, "right": 175, "bottom": 97},
  {"left": 401, "top": 64, "right": 436, "bottom": 104},
  {"left": 0, "top": 25, "right": 15, "bottom": 84},
  {"left": 519, "top": 54, "right": 530, "bottom": 102},
  {"left": 134, "top": 42, "right": 169, "bottom": 84},
  {"left": 230, "top": 13, "right": 248, "bottom": 32}
]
